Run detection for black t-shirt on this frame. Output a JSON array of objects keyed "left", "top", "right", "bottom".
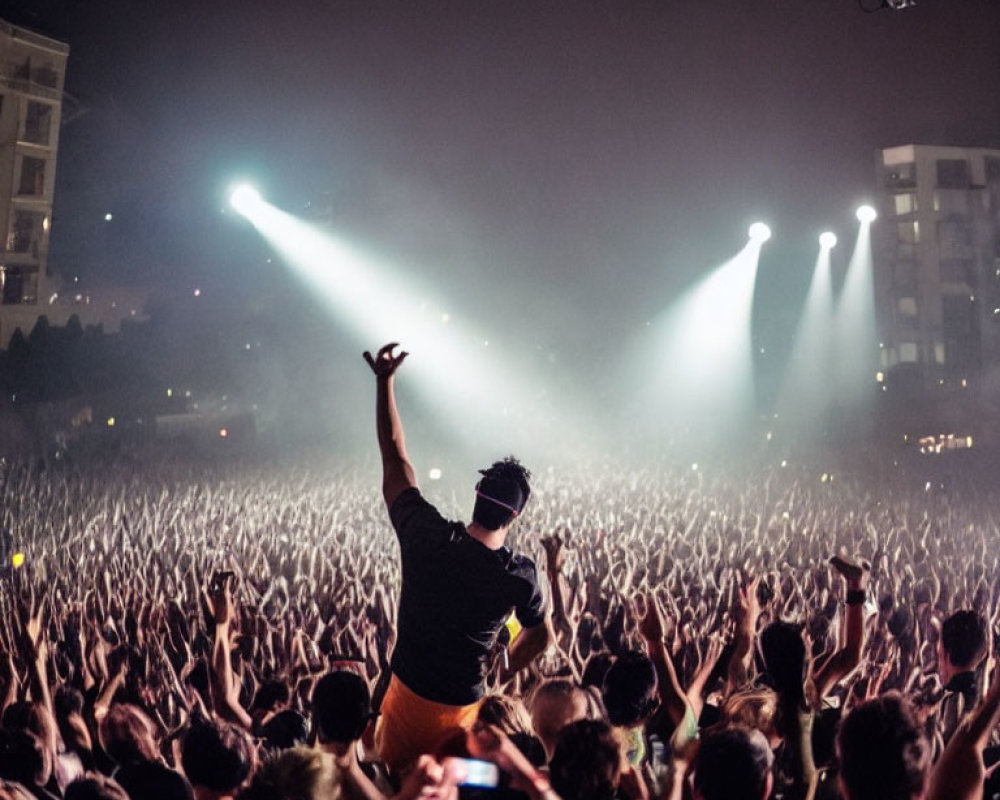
[{"left": 389, "top": 487, "right": 547, "bottom": 706}]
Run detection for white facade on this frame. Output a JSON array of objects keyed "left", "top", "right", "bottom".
[{"left": 874, "top": 144, "right": 1000, "bottom": 391}]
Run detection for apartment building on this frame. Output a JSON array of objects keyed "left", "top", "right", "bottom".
[
  {"left": 0, "top": 18, "right": 68, "bottom": 345},
  {"left": 874, "top": 144, "right": 1000, "bottom": 431}
]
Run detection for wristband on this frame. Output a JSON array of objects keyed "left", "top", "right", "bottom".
[{"left": 845, "top": 589, "right": 865, "bottom": 606}]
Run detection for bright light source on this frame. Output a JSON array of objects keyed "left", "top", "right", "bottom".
[
  {"left": 230, "top": 184, "right": 263, "bottom": 213},
  {"left": 107, "top": 417, "right": 115, "bottom": 427},
  {"left": 193, "top": 288, "right": 201, "bottom": 297},
  {"left": 11, "top": 553, "right": 24, "bottom": 569},
  {"left": 428, "top": 468, "right": 442, "bottom": 480},
  {"left": 876, "top": 371, "right": 884, "bottom": 383},
  {"left": 748, "top": 222, "right": 772, "bottom": 243},
  {"left": 856, "top": 205, "right": 877, "bottom": 223},
  {"left": 819, "top": 231, "right": 837, "bottom": 249},
  {"left": 219, "top": 428, "right": 228, "bottom": 438},
  {"left": 104, "top": 213, "right": 113, "bottom": 222}
]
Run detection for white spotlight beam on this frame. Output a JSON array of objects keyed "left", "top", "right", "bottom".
[
  {"left": 775, "top": 242, "right": 836, "bottom": 438},
  {"left": 833, "top": 215, "right": 879, "bottom": 427},
  {"left": 232, "top": 196, "right": 580, "bottom": 461},
  {"left": 636, "top": 241, "right": 763, "bottom": 445}
]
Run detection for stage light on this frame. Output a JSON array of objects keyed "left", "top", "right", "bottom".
[
  {"left": 230, "top": 184, "right": 262, "bottom": 213},
  {"left": 819, "top": 232, "right": 837, "bottom": 249},
  {"left": 748, "top": 222, "right": 772, "bottom": 243},
  {"left": 856, "top": 205, "right": 877, "bottom": 223}
]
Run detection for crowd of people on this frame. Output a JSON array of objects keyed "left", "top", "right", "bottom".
[{"left": 1, "top": 421, "right": 999, "bottom": 798}]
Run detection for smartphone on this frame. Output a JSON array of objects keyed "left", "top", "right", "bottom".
[{"left": 456, "top": 759, "right": 500, "bottom": 788}]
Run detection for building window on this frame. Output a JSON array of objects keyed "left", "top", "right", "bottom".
[
  {"left": 32, "top": 62, "right": 59, "bottom": 89},
  {"left": 0, "top": 266, "right": 36, "bottom": 305},
  {"left": 897, "top": 221, "right": 920, "bottom": 244},
  {"left": 7, "top": 210, "right": 46, "bottom": 256},
  {"left": 11, "top": 58, "right": 30, "bottom": 81},
  {"left": 986, "top": 157, "right": 1000, "bottom": 183},
  {"left": 897, "top": 297, "right": 918, "bottom": 317},
  {"left": 894, "top": 259, "right": 917, "bottom": 288},
  {"left": 939, "top": 259, "right": 975, "bottom": 285},
  {"left": 937, "top": 159, "right": 970, "bottom": 189},
  {"left": 933, "top": 190, "right": 969, "bottom": 216},
  {"left": 941, "top": 294, "right": 981, "bottom": 372},
  {"left": 937, "top": 220, "right": 974, "bottom": 260},
  {"left": 893, "top": 193, "right": 917, "bottom": 216},
  {"left": 899, "top": 342, "right": 919, "bottom": 363},
  {"left": 886, "top": 162, "right": 916, "bottom": 189},
  {"left": 22, "top": 102, "right": 53, "bottom": 146},
  {"left": 17, "top": 157, "right": 45, "bottom": 196}
]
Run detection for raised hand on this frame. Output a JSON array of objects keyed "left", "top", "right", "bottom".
[
  {"left": 540, "top": 533, "right": 566, "bottom": 574},
  {"left": 363, "top": 342, "right": 409, "bottom": 378}
]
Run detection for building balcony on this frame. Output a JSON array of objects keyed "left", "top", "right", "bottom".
[{"left": 0, "top": 75, "right": 61, "bottom": 103}]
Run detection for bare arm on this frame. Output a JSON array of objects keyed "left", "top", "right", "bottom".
[
  {"left": 364, "top": 343, "right": 417, "bottom": 508},
  {"left": 812, "top": 556, "right": 868, "bottom": 700},
  {"left": 728, "top": 575, "right": 761, "bottom": 692},
  {"left": 506, "top": 620, "right": 552, "bottom": 675},
  {"left": 208, "top": 576, "right": 253, "bottom": 730},
  {"left": 926, "top": 664, "right": 1000, "bottom": 800},
  {"left": 637, "top": 594, "right": 689, "bottom": 728},
  {"left": 540, "top": 534, "right": 572, "bottom": 644}
]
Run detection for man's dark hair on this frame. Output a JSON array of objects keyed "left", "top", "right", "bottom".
[
  {"left": 64, "top": 773, "right": 130, "bottom": 800},
  {"left": 836, "top": 693, "right": 929, "bottom": 800},
  {"left": 311, "top": 671, "right": 372, "bottom": 745},
  {"left": 760, "top": 622, "right": 806, "bottom": 703},
  {"left": 601, "top": 651, "right": 658, "bottom": 728},
  {"left": 260, "top": 710, "right": 309, "bottom": 750},
  {"left": 114, "top": 761, "right": 194, "bottom": 800},
  {"left": 693, "top": 726, "right": 773, "bottom": 800},
  {"left": 180, "top": 718, "right": 254, "bottom": 792},
  {"left": 54, "top": 686, "right": 86, "bottom": 719},
  {"left": 251, "top": 679, "right": 291, "bottom": 714},
  {"left": 472, "top": 457, "right": 531, "bottom": 531},
  {"left": 549, "top": 720, "right": 622, "bottom": 800},
  {"left": 508, "top": 732, "right": 547, "bottom": 768},
  {"left": 941, "top": 609, "right": 988, "bottom": 670},
  {"left": 0, "top": 729, "right": 46, "bottom": 789}
]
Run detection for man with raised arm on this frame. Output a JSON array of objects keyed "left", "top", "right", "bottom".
[{"left": 363, "top": 343, "right": 552, "bottom": 775}]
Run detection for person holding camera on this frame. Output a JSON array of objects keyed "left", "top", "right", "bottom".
[{"left": 363, "top": 343, "right": 552, "bottom": 776}]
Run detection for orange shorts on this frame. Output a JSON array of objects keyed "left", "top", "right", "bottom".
[{"left": 375, "top": 674, "right": 481, "bottom": 774}]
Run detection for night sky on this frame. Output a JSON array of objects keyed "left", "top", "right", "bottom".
[{"left": 4, "top": 0, "right": 1000, "bottom": 380}]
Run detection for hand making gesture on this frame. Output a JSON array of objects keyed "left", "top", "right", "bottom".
[{"left": 364, "top": 342, "right": 409, "bottom": 379}]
